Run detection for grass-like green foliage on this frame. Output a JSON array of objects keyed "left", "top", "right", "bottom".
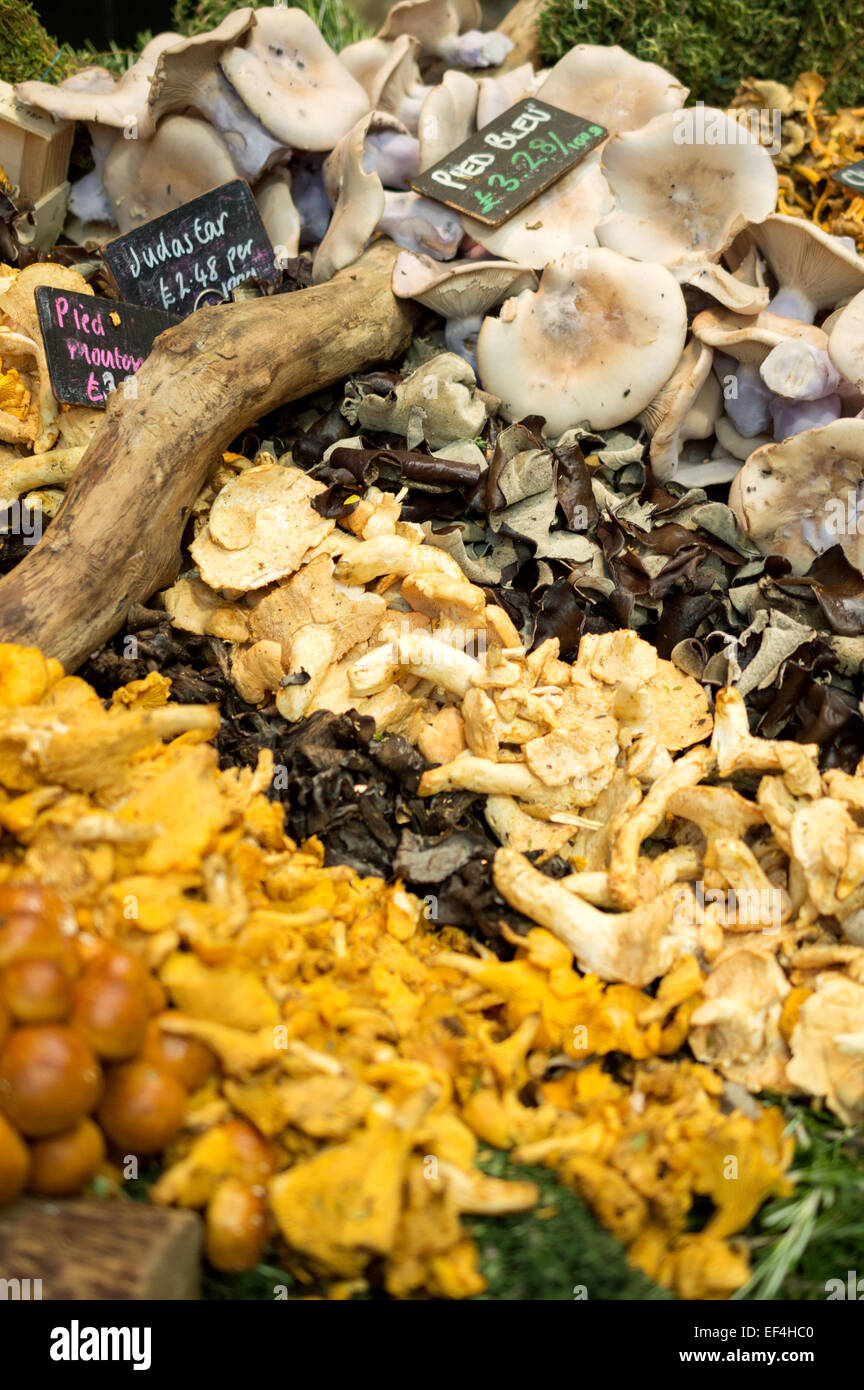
[
  {"left": 0, "top": 0, "right": 80, "bottom": 83},
  {"left": 536, "top": 0, "right": 864, "bottom": 110},
  {"left": 735, "top": 1101, "right": 864, "bottom": 1301},
  {"left": 171, "top": 0, "right": 371, "bottom": 52}
]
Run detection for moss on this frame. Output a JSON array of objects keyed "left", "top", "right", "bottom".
[
  {"left": 0, "top": 0, "right": 79, "bottom": 84},
  {"left": 536, "top": 0, "right": 864, "bottom": 110}
]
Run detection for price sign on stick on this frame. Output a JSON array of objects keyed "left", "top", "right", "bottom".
[
  {"left": 35, "top": 287, "right": 178, "bottom": 407},
  {"left": 831, "top": 158, "right": 864, "bottom": 193},
  {"left": 102, "top": 179, "right": 279, "bottom": 318},
  {"left": 411, "top": 98, "right": 607, "bottom": 226}
]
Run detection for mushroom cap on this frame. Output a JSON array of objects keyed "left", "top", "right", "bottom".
[
  {"left": 312, "top": 113, "right": 386, "bottom": 285},
  {"left": 639, "top": 338, "right": 719, "bottom": 480},
  {"left": 829, "top": 290, "right": 864, "bottom": 391},
  {"left": 760, "top": 340, "right": 841, "bottom": 400},
  {"left": 392, "top": 249, "right": 536, "bottom": 316},
  {"left": 148, "top": 8, "right": 255, "bottom": 123},
  {"left": 103, "top": 115, "right": 237, "bottom": 233},
  {"left": 219, "top": 7, "right": 370, "bottom": 151},
  {"left": 461, "top": 154, "right": 614, "bottom": 270},
  {"left": 378, "top": 0, "right": 476, "bottom": 47},
  {"left": 476, "top": 63, "right": 536, "bottom": 129},
  {"left": 322, "top": 110, "right": 407, "bottom": 202},
  {"left": 692, "top": 306, "right": 827, "bottom": 369},
  {"left": 418, "top": 69, "right": 477, "bottom": 170},
  {"left": 747, "top": 214, "right": 864, "bottom": 317},
  {"left": 16, "top": 37, "right": 180, "bottom": 139},
  {"left": 476, "top": 247, "right": 687, "bottom": 436},
  {"left": 536, "top": 44, "right": 687, "bottom": 137},
  {"left": 728, "top": 418, "right": 864, "bottom": 574},
  {"left": 679, "top": 262, "right": 768, "bottom": 315},
  {"left": 598, "top": 110, "right": 777, "bottom": 268}
]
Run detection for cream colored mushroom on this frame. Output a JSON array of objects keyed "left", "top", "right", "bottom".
[
  {"left": 727, "top": 418, "right": 864, "bottom": 575},
  {"left": 476, "top": 63, "right": 536, "bottom": 128},
  {"left": 461, "top": 156, "right": 614, "bottom": 270},
  {"left": 828, "top": 289, "right": 864, "bottom": 390},
  {"left": 417, "top": 69, "right": 477, "bottom": 169},
  {"left": 747, "top": 214, "right": 864, "bottom": 324},
  {"left": 162, "top": 574, "right": 250, "bottom": 643},
  {"left": 492, "top": 847, "right": 699, "bottom": 987},
  {"left": 607, "top": 746, "right": 715, "bottom": 908},
  {"left": 232, "top": 639, "right": 284, "bottom": 705},
  {"left": 537, "top": 44, "right": 686, "bottom": 136},
  {"left": 787, "top": 973, "right": 864, "bottom": 1123},
  {"left": 598, "top": 110, "right": 777, "bottom": 269},
  {"left": 638, "top": 339, "right": 721, "bottom": 480},
  {"left": 710, "top": 687, "right": 821, "bottom": 797},
  {"left": 0, "top": 445, "right": 84, "bottom": 502},
  {"left": 16, "top": 33, "right": 182, "bottom": 140},
  {"left": 255, "top": 169, "right": 301, "bottom": 261},
  {"left": 349, "top": 633, "right": 481, "bottom": 698},
  {"left": 219, "top": 6, "right": 370, "bottom": 149},
  {"left": 312, "top": 113, "right": 386, "bottom": 285},
  {"left": 476, "top": 248, "right": 687, "bottom": 436},
  {"left": 103, "top": 116, "right": 237, "bottom": 233},
  {"left": 689, "top": 946, "right": 790, "bottom": 1092}
]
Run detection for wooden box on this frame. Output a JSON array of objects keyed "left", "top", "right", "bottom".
[{"left": 0, "top": 79, "right": 74, "bottom": 203}]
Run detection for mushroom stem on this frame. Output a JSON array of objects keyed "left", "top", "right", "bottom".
[{"left": 378, "top": 192, "right": 463, "bottom": 260}]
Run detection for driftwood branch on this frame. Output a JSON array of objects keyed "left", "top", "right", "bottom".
[{"left": 0, "top": 240, "right": 416, "bottom": 671}]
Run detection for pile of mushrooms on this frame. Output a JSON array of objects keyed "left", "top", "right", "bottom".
[{"left": 163, "top": 454, "right": 864, "bottom": 1123}]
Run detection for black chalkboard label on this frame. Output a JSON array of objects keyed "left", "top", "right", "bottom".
[
  {"left": 411, "top": 98, "right": 607, "bottom": 226},
  {"left": 101, "top": 179, "right": 278, "bottom": 318},
  {"left": 35, "top": 287, "right": 178, "bottom": 408},
  {"left": 831, "top": 158, "right": 864, "bottom": 193}
]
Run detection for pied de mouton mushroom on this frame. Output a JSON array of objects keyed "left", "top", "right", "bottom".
[
  {"left": 746, "top": 214, "right": 864, "bottom": 324},
  {"left": 460, "top": 156, "right": 615, "bottom": 270},
  {"left": 537, "top": 44, "right": 687, "bottom": 135},
  {"left": 392, "top": 249, "right": 536, "bottom": 370},
  {"left": 147, "top": 10, "right": 291, "bottom": 181},
  {"left": 103, "top": 115, "right": 237, "bottom": 233},
  {"left": 312, "top": 113, "right": 385, "bottom": 284},
  {"left": 638, "top": 338, "right": 722, "bottom": 480},
  {"left": 476, "top": 247, "right": 687, "bottom": 437},
  {"left": 829, "top": 290, "right": 864, "bottom": 392},
  {"left": 219, "top": 6, "right": 370, "bottom": 150},
  {"left": 728, "top": 418, "right": 864, "bottom": 576},
  {"left": 378, "top": 0, "right": 512, "bottom": 70},
  {"left": 598, "top": 110, "right": 777, "bottom": 272}
]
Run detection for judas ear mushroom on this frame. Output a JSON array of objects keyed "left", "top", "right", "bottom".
[
  {"left": 219, "top": 7, "right": 369, "bottom": 151},
  {"left": 829, "top": 290, "right": 864, "bottom": 391},
  {"left": 103, "top": 116, "right": 237, "bottom": 233},
  {"left": 476, "top": 247, "right": 687, "bottom": 436},
  {"left": 639, "top": 339, "right": 721, "bottom": 481},
  {"left": 728, "top": 418, "right": 864, "bottom": 575},
  {"left": 461, "top": 156, "right": 614, "bottom": 270},
  {"left": 746, "top": 214, "right": 864, "bottom": 324},
  {"left": 598, "top": 110, "right": 777, "bottom": 269},
  {"left": 537, "top": 43, "right": 686, "bottom": 135}
]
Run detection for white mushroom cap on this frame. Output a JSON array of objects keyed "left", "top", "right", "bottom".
[
  {"left": 747, "top": 214, "right": 864, "bottom": 323},
  {"left": 103, "top": 115, "right": 237, "bottom": 233},
  {"left": 418, "top": 69, "right": 477, "bottom": 170},
  {"left": 369, "top": 35, "right": 427, "bottom": 132},
  {"left": 537, "top": 44, "right": 687, "bottom": 136},
  {"left": 16, "top": 35, "right": 181, "bottom": 139},
  {"left": 728, "top": 418, "right": 864, "bottom": 573},
  {"left": 219, "top": 6, "right": 370, "bottom": 151},
  {"left": 692, "top": 306, "right": 827, "bottom": 368},
  {"left": 476, "top": 63, "right": 536, "bottom": 129},
  {"left": 829, "top": 290, "right": 864, "bottom": 391},
  {"left": 598, "top": 110, "right": 777, "bottom": 268},
  {"left": 476, "top": 247, "right": 687, "bottom": 436},
  {"left": 679, "top": 262, "right": 768, "bottom": 315},
  {"left": 148, "top": 8, "right": 255, "bottom": 122},
  {"left": 461, "top": 154, "right": 614, "bottom": 270},
  {"left": 392, "top": 249, "right": 536, "bottom": 316},
  {"left": 639, "top": 339, "right": 721, "bottom": 480},
  {"left": 312, "top": 113, "right": 385, "bottom": 285}
]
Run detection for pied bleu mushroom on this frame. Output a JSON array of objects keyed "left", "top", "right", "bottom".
[
  {"left": 829, "top": 290, "right": 864, "bottom": 393},
  {"left": 349, "top": 35, "right": 430, "bottom": 134},
  {"left": 392, "top": 249, "right": 536, "bottom": 370},
  {"left": 728, "top": 418, "right": 864, "bottom": 575},
  {"left": 378, "top": 0, "right": 513, "bottom": 70},
  {"left": 103, "top": 115, "right": 237, "bottom": 232},
  {"left": 746, "top": 214, "right": 864, "bottom": 324},
  {"left": 537, "top": 44, "right": 687, "bottom": 135},
  {"left": 759, "top": 339, "right": 843, "bottom": 437},
  {"left": 418, "top": 69, "right": 477, "bottom": 170},
  {"left": 598, "top": 110, "right": 777, "bottom": 277},
  {"left": 290, "top": 155, "right": 332, "bottom": 246},
  {"left": 692, "top": 306, "right": 829, "bottom": 439},
  {"left": 476, "top": 64, "right": 537, "bottom": 129},
  {"left": 460, "top": 156, "right": 614, "bottom": 270},
  {"left": 714, "top": 414, "right": 772, "bottom": 462},
  {"left": 312, "top": 114, "right": 385, "bottom": 284},
  {"left": 147, "top": 10, "right": 291, "bottom": 181},
  {"left": 323, "top": 110, "right": 417, "bottom": 198},
  {"left": 255, "top": 169, "right": 300, "bottom": 261},
  {"left": 638, "top": 339, "right": 722, "bottom": 480},
  {"left": 219, "top": 6, "right": 369, "bottom": 150},
  {"left": 16, "top": 31, "right": 183, "bottom": 141},
  {"left": 476, "top": 248, "right": 687, "bottom": 437},
  {"left": 378, "top": 192, "right": 463, "bottom": 259}
]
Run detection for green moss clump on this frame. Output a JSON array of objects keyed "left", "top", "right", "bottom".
[
  {"left": 171, "top": 0, "right": 371, "bottom": 52},
  {"left": 536, "top": 0, "right": 864, "bottom": 110},
  {"left": 0, "top": 0, "right": 80, "bottom": 84}
]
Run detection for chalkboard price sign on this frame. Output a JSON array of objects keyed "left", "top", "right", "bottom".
[
  {"left": 102, "top": 179, "right": 279, "bottom": 318},
  {"left": 35, "top": 287, "right": 178, "bottom": 408},
  {"left": 411, "top": 98, "right": 607, "bottom": 226},
  {"left": 831, "top": 158, "right": 864, "bottom": 193}
]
